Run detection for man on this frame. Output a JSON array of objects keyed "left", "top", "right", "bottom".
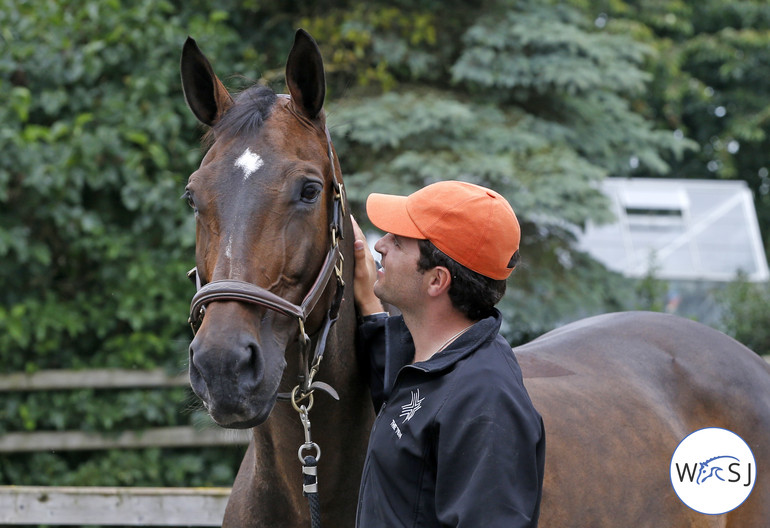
[{"left": 351, "top": 180, "right": 545, "bottom": 527}]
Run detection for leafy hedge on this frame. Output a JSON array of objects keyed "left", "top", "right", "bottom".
[{"left": 0, "top": 0, "right": 257, "bottom": 491}]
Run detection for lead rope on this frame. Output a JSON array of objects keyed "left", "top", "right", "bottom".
[{"left": 294, "top": 395, "right": 322, "bottom": 528}]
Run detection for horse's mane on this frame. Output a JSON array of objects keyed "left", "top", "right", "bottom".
[
  {"left": 203, "top": 84, "right": 277, "bottom": 148},
  {"left": 700, "top": 455, "right": 738, "bottom": 467}
]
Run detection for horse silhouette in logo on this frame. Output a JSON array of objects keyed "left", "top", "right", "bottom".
[{"left": 697, "top": 455, "right": 740, "bottom": 485}]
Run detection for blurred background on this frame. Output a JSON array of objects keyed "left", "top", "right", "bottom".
[{"left": 2, "top": 0, "right": 769, "bottom": 508}]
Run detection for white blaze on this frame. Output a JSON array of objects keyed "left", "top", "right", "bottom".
[{"left": 235, "top": 148, "right": 263, "bottom": 180}]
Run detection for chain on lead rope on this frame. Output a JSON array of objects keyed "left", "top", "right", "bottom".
[{"left": 292, "top": 390, "right": 322, "bottom": 528}]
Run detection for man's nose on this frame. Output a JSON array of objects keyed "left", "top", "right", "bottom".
[{"left": 374, "top": 234, "right": 390, "bottom": 254}]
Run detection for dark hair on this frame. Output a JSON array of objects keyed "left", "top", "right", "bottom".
[
  {"left": 417, "top": 240, "right": 516, "bottom": 320},
  {"left": 204, "top": 85, "right": 278, "bottom": 148}
]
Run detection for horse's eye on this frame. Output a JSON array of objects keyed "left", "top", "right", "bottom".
[{"left": 300, "top": 182, "right": 322, "bottom": 203}]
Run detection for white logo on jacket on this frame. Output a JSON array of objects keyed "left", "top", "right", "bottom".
[
  {"left": 390, "top": 419, "right": 402, "bottom": 439},
  {"left": 400, "top": 389, "right": 424, "bottom": 423}
]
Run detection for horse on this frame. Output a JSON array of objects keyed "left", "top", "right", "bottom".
[
  {"left": 179, "top": 30, "right": 770, "bottom": 527},
  {"left": 517, "top": 311, "right": 770, "bottom": 526},
  {"left": 180, "top": 30, "right": 374, "bottom": 526}
]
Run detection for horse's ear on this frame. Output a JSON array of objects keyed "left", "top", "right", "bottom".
[
  {"left": 180, "top": 37, "right": 234, "bottom": 127},
  {"left": 285, "top": 29, "right": 326, "bottom": 120}
]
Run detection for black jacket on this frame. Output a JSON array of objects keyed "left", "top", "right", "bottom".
[{"left": 355, "top": 310, "right": 545, "bottom": 527}]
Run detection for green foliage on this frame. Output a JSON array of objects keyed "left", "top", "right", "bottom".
[
  {"left": 0, "top": 387, "right": 195, "bottom": 435},
  {"left": 2, "top": 447, "right": 242, "bottom": 487},
  {"left": 0, "top": 0, "right": 252, "bottom": 489},
  {"left": 0, "top": 0, "right": 202, "bottom": 373},
  {"left": 327, "top": 0, "right": 695, "bottom": 340},
  {"left": 633, "top": 257, "right": 669, "bottom": 312},
  {"left": 718, "top": 273, "right": 770, "bottom": 356},
  {"left": 300, "top": 5, "right": 439, "bottom": 92},
  {"left": 584, "top": 0, "right": 770, "bottom": 261},
  {"left": 452, "top": 3, "right": 651, "bottom": 97},
  {"left": 499, "top": 231, "right": 638, "bottom": 344}
]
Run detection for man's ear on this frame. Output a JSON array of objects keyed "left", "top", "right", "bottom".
[{"left": 426, "top": 266, "right": 452, "bottom": 298}]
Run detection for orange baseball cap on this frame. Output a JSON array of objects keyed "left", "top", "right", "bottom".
[{"left": 366, "top": 181, "right": 520, "bottom": 280}]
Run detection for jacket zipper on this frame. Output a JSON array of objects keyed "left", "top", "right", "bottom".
[{"left": 356, "top": 399, "right": 389, "bottom": 523}]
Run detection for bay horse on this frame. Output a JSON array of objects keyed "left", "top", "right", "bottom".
[
  {"left": 180, "top": 30, "right": 770, "bottom": 526},
  {"left": 180, "top": 30, "right": 373, "bottom": 526},
  {"left": 517, "top": 311, "right": 770, "bottom": 526}
]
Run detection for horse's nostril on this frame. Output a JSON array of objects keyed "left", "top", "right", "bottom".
[
  {"left": 189, "top": 341, "right": 204, "bottom": 378},
  {"left": 240, "top": 338, "right": 264, "bottom": 387},
  {"left": 186, "top": 327, "right": 268, "bottom": 414},
  {"left": 188, "top": 344, "right": 197, "bottom": 376},
  {"left": 247, "top": 342, "right": 259, "bottom": 370},
  {"left": 187, "top": 341, "right": 211, "bottom": 401}
]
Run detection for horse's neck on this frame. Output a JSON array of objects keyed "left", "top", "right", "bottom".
[
  {"left": 226, "top": 229, "right": 374, "bottom": 526},
  {"left": 235, "top": 279, "right": 374, "bottom": 525},
  {"left": 265, "top": 293, "right": 370, "bottom": 450}
]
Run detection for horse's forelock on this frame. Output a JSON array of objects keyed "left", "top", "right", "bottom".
[{"left": 203, "top": 85, "right": 278, "bottom": 148}]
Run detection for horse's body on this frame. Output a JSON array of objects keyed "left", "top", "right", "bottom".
[
  {"left": 179, "top": 30, "right": 770, "bottom": 527},
  {"left": 518, "top": 311, "right": 770, "bottom": 526}
]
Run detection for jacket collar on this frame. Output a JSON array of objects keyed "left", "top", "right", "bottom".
[{"left": 383, "top": 309, "right": 503, "bottom": 396}]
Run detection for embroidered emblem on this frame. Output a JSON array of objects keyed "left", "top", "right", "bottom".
[{"left": 400, "top": 389, "right": 424, "bottom": 423}]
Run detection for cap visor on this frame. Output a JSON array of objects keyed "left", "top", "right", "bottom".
[{"left": 366, "top": 193, "right": 425, "bottom": 239}]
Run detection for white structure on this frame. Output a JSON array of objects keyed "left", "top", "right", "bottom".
[{"left": 578, "top": 178, "right": 769, "bottom": 282}]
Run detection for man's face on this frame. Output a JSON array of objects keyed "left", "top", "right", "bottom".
[{"left": 373, "top": 233, "right": 425, "bottom": 312}]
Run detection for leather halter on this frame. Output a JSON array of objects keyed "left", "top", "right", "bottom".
[{"left": 187, "top": 122, "right": 345, "bottom": 404}]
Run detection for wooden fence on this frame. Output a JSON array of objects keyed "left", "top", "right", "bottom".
[
  {"left": 0, "top": 368, "right": 250, "bottom": 526},
  {"left": 0, "top": 486, "right": 232, "bottom": 526}
]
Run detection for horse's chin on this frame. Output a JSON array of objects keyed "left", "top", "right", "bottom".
[
  {"left": 199, "top": 358, "right": 285, "bottom": 429},
  {"left": 210, "top": 400, "right": 276, "bottom": 429}
]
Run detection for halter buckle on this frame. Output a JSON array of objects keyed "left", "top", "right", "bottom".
[
  {"left": 335, "top": 182, "right": 346, "bottom": 216},
  {"left": 298, "top": 318, "right": 310, "bottom": 347},
  {"left": 334, "top": 252, "right": 344, "bottom": 285}
]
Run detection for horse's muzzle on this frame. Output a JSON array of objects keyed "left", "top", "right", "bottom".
[{"left": 188, "top": 320, "right": 285, "bottom": 428}]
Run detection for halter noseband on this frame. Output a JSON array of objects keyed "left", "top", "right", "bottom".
[{"left": 187, "top": 123, "right": 345, "bottom": 404}]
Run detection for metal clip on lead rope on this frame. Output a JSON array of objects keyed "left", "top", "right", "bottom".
[{"left": 296, "top": 404, "right": 322, "bottom": 528}]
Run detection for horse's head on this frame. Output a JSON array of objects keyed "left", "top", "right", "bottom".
[
  {"left": 696, "top": 455, "right": 738, "bottom": 485},
  {"left": 180, "top": 30, "right": 343, "bottom": 428},
  {"left": 696, "top": 461, "right": 710, "bottom": 485}
]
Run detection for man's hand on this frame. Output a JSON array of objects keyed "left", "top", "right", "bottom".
[{"left": 351, "top": 216, "right": 386, "bottom": 316}]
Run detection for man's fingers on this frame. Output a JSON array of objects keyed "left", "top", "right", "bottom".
[
  {"left": 351, "top": 216, "right": 370, "bottom": 257},
  {"left": 349, "top": 215, "right": 385, "bottom": 315}
]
